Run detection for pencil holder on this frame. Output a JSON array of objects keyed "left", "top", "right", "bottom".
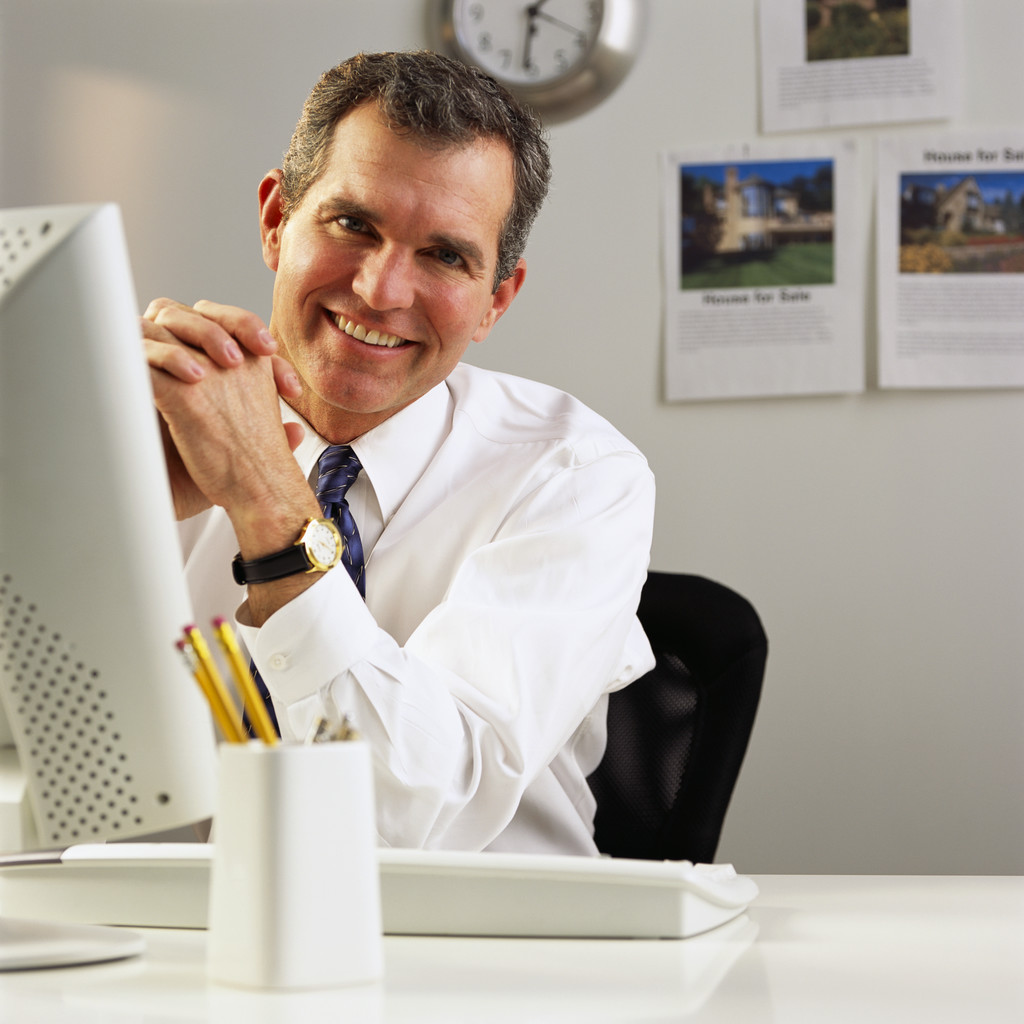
[{"left": 207, "top": 739, "right": 383, "bottom": 989}]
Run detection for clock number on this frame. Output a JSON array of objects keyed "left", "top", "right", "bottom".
[
  {"left": 587, "top": 1, "right": 601, "bottom": 24},
  {"left": 468, "top": 2, "right": 484, "bottom": 22},
  {"left": 497, "top": 47, "right": 513, "bottom": 70},
  {"left": 554, "top": 49, "right": 570, "bottom": 73},
  {"left": 477, "top": 31, "right": 492, "bottom": 53}
]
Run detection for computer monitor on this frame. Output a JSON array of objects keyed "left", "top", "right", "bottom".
[{"left": 0, "top": 202, "right": 217, "bottom": 855}]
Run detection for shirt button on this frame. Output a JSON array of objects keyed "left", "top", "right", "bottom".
[{"left": 269, "top": 653, "right": 289, "bottom": 671}]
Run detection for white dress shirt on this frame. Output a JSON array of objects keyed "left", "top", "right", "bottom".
[{"left": 180, "top": 362, "right": 655, "bottom": 855}]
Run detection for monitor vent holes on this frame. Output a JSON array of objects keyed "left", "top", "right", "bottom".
[
  {"left": 0, "top": 574, "right": 145, "bottom": 845},
  {"left": 0, "top": 219, "right": 53, "bottom": 296}
]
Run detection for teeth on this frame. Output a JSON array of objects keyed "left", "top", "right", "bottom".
[{"left": 333, "top": 314, "right": 404, "bottom": 348}]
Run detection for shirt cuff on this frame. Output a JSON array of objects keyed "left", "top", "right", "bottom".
[{"left": 236, "top": 566, "right": 379, "bottom": 708}]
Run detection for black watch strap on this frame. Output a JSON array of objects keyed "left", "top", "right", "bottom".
[
  {"left": 231, "top": 517, "right": 341, "bottom": 586},
  {"left": 232, "top": 545, "right": 312, "bottom": 586}
]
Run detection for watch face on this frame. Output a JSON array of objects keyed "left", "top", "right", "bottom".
[
  {"left": 452, "top": 0, "right": 604, "bottom": 87},
  {"left": 305, "top": 520, "right": 342, "bottom": 571}
]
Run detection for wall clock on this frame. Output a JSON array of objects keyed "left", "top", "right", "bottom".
[{"left": 429, "top": 0, "right": 647, "bottom": 123}]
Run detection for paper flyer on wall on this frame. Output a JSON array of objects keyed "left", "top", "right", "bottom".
[
  {"left": 661, "top": 138, "right": 863, "bottom": 402},
  {"left": 877, "top": 131, "right": 1024, "bottom": 389},
  {"left": 758, "top": 0, "right": 961, "bottom": 134}
]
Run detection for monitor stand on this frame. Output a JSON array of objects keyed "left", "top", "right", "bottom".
[{"left": 0, "top": 917, "right": 144, "bottom": 971}]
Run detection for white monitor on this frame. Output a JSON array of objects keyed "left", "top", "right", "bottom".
[{"left": 0, "top": 202, "right": 217, "bottom": 854}]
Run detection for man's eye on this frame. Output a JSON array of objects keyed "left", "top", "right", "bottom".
[
  {"left": 436, "top": 248, "right": 463, "bottom": 267},
  {"left": 338, "top": 215, "right": 367, "bottom": 233}
]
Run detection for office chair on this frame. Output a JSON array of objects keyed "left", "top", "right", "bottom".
[{"left": 587, "top": 572, "right": 767, "bottom": 863}]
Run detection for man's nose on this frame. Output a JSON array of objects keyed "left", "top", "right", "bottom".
[{"left": 352, "top": 246, "right": 416, "bottom": 310}]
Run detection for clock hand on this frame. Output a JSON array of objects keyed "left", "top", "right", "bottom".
[
  {"left": 523, "top": 1, "right": 549, "bottom": 71},
  {"left": 523, "top": 19, "right": 538, "bottom": 70},
  {"left": 534, "top": 9, "right": 587, "bottom": 39}
]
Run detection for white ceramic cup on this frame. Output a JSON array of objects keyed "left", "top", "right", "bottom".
[{"left": 207, "top": 739, "right": 382, "bottom": 989}]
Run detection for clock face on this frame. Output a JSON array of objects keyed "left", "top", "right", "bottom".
[
  {"left": 451, "top": 0, "right": 605, "bottom": 87},
  {"left": 434, "top": 0, "right": 645, "bottom": 123}
]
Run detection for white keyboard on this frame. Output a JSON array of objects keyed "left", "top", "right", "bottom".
[{"left": 0, "top": 844, "right": 757, "bottom": 939}]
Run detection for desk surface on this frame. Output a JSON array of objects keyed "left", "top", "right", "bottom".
[{"left": 2, "top": 874, "right": 1022, "bottom": 1023}]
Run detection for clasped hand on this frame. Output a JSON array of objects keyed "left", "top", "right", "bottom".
[{"left": 142, "top": 298, "right": 307, "bottom": 522}]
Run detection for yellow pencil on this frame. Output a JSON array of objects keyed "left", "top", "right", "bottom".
[
  {"left": 212, "top": 617, "right": 277, "bottom": 745},
  {"left": 176, "top": 638, "right": 245, "bottom": 744},
  {"left": 182, "top": 626, "right": 246, "bottom": 744}
]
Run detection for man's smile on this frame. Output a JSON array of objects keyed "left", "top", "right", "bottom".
[{"left": 332, "top": 312, "right": 407, "bottom": 349}]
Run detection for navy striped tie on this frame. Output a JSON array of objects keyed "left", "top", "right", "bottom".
[
  {"left": 316, "top": 444, "right": 366, "bottom": 598},
  {"left": 247, "top": 445, "right": 367, "bottom": 737}
]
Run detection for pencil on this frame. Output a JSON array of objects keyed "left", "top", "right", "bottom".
[
  {"left": 212, "top": 616, "right": 277, "bottom": 745},
  {"left": 177, "top": 638, "right": 244, "bottom": 744},
  {"left": 182, "top": 626, "right": 246, "bottom": 744}
]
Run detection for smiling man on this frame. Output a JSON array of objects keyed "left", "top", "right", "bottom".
[
  {"left": 144, "top": 51, "right": 655, "bottom": 855},
  {"left": 262, "top": 100, "right": 522, "bottom": 443}
]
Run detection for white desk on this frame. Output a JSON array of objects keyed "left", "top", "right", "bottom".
[{"left": 2, "top": 875, "right": 1022, "bottom": 1023}]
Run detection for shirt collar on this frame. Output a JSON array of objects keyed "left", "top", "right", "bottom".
[{"left": 282, "top": 380, "right": 453, "bottom": 527}]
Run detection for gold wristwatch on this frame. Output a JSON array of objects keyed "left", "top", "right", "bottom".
[{"left": 231, "top": 517, "right": 342, "bottom": 585}]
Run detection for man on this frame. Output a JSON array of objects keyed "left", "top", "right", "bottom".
[{"left": 144, "top": 51, "right": 654, "bottom": 855}]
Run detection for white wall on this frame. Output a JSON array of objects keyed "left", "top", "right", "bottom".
[{"left": 3, "top": 0, "right": 1021, "bottom": 873}]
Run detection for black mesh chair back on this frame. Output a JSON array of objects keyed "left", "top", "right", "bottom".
[{"left": 587, "top": 572, "right": 767, "bottom": 863}]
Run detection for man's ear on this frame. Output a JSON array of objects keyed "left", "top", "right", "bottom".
[
  {"left": 472, "top": 259, "right": 527, "bottom": 343},
  {"left": 258, "top": 170, "right": 286, "bottom": 272}
]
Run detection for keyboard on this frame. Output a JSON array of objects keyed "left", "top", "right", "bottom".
[{"left": 0, "top": 844, "right": 758, "bottom": 939}]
